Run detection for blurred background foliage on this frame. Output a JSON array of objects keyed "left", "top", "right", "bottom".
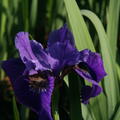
[{"left": 0, "top": 0, "right": 120, "bottom": 120}]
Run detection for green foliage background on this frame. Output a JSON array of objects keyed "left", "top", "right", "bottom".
[{"left": 0, "top": 0, "right": 120, "bottom": 120}]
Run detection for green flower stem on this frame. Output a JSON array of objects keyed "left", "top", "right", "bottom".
[{"left": 68, "top": 72, "right": 83, "bottom": 120}]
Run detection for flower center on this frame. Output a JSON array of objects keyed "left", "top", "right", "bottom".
[{"left": 28, "top": 73, "right": 48, "bottom": 92}]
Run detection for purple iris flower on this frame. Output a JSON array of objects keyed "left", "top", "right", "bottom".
[
  {"left": 47, "top": 25, "right": 107, "bottom": 103},
  {"left": 1, "top": 25, "right": 106, "bottom": 120},
  {"left": 2, "top": 32, "right": 58, "bottom": 120}
]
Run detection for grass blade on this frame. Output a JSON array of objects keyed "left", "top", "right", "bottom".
[
  {"left": 30, "top": 0, "right": 38, "bottom": 29},
  {"left": 52, "top": 88, "right": 60, "bottom": 120},
  {"left": 22, "top": 0, "right": 29, "bottom": 31},
  {"left": 12, "top": 96, "right": 20, "bottom": 120},
  {"left": 64, "top": 0, "right": 95, "bottom": 51},
  {"left": 68, "top": 72, "right": 83, "bottom": 120},
  {"left": 107, "top": 0, "right": 120, "bottom": 58},
  {"left": 81, "top": 104, "right": 95, "bottom": 120},
  {"left": 0, "top": 0, "right": 8, "bottom": 80},
  {"left": 20, "top": 105, "right": 29, "bottom": 120},
  {"left": 113, "top": 106, "right": 120, "bottom": 120},
  {"left": 81, "top": 10, "right": 119, "bottom": 118}
]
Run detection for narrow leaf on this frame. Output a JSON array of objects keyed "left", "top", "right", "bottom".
[
  {"left": 68, "top": 72, "right": 83, "bottom": 120},
  {"left": 12, "top": 96, "right": 20, "bottom": 120},
  {"left": 30, "top": 0, "right": 38, "bottom": 29},
  {"left": 81, "top": 10, "right": 119, "bottom": 118},
  {"left": 107, "top": 0, "right": 120, "bottom": 58},
  {"left": 64, "top": 0, "right": 95, "bottom": 51}
]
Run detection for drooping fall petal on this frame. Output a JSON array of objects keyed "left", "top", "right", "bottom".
[{"left": 2, "top": 58, "right": 54, "bottom": 120}]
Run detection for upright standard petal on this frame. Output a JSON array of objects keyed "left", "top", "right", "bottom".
[
  {"left": 47, "top": 42, "right": 79, "bottom": 75},
  {"left": 30, "top": 40, "right": 51, "bottom": 69},
  {"left": 47, "top": 25, "right": 79, "bottom": 75},
  {"left": 15, "top": 32, "right": 50, "bottom": 75},
  {"left": 47, "top": 24, "right": 75, "bottom": 48},
  {"left": 2, "top": 59, "right": 54, "bottom": 120},
  {"left": 30, "top": 40, "right": 58, "bottom": 71},
  {"left": 15, "top": 32, "right": 37, "bottom": 62}
]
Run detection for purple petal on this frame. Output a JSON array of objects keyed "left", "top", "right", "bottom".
[
  {"left": 47, "top": 42, "right": 79, "bottom": 75},
  {"left": 30, "top": 40, "right": 50, "bottom": 68},
  {"left": 2, "top": 59, "right": 54, "bottom": 120},
  {"left": 74, "top": 49, "right": 106, "bottom": 103},
  {"left": 30, "top": 40, "right": 58, "bottom": 71},
  {"left": 79, "top": 49, "right": 107, "bottom": 82},
  {"left": 75, "top": 68, "right": 102, "bottom": 103},
  {"left": 15, "top": 32, "right": 36, "bottom": 63},
  {"left": 47, "top": 25, "right": 80, "bottom": 75},
  {"left": 75, "top": 68, "right": 98, "bottom": 86},
  {"left": 81, "top": 85, "right": 102, "bottom": 104},
  {"left": 15, "top": 32, "right": 50, "bottom": 74},
  {"left": 47, "top": 24, "right": 75, "bottom": 48}
]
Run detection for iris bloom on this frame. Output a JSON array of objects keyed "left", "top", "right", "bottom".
[
  {"left": 2, "top": 25, "right": 106, "bottom": 120},
  {"left": 2, "top": 32, "right": 58, "bottom": 120},
  {"left": 47, "top": 25, "right": 107, "bottom": 103}
]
